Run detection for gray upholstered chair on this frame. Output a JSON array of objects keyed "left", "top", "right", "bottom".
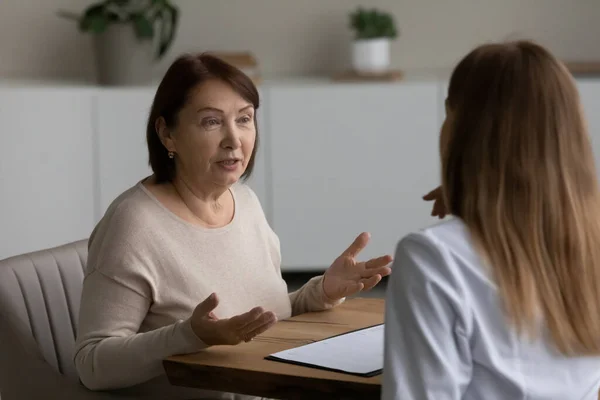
[{"left": 0, "top": 240, "right": 128, "bottom": 400}]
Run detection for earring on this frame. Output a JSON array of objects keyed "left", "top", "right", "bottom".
[{"left": 168, "top": 151, "right": 174, "bottom": 159}]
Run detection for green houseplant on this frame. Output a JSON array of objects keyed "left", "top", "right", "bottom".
[
  {"left": 59, "top": 0, "right": 179, "bottom": 85},
  {"left": 348, "top": 7, "right": 398, "bottom": 73}
]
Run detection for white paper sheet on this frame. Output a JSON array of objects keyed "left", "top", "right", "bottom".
[{"left": 267, "top": 324, "right": 384, "bottom": 376}]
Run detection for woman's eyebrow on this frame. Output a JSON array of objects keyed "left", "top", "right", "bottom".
[
  {"left": 196, "top": 106, "right": 223, "bottom": 113},
  {"left": 196, "top": 105, "right": 253, "bottom": 113}
]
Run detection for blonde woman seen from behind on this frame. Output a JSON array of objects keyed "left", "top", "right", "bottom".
[{"left": 383, "top": 41, "right": 600, "bottom": 400}]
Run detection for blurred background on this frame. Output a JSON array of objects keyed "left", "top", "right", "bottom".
[
  {"left": 1, "top": 0, "right": 600, "bottom": 81},
  {"left": 1, "top": 0, "right": 600, "bottom": 294}
]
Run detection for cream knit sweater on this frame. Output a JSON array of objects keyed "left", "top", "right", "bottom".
[{"left": 73, "top": 181, "right": 343, "bottom": 399}]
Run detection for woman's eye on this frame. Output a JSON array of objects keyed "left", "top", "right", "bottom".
[
  {"left": 202, "top": 118, "right": 220, "bottom": 128},
  {"left": 239, "top": 115, "right": 252, "bottom": 124}
]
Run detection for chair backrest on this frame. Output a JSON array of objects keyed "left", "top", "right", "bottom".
[
  {"left": 0, "top": 240, "right": 144, "bottom": 400},
  {"left": 0, "top": 240, "right": 88, "bottom": 381}
]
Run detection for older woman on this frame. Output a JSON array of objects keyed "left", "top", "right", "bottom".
[{"left": 73, "top": 54, "right": 392, "bottom": 399}]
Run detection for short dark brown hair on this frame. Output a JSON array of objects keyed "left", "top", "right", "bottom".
[{"left": 146, "top": 53, "right": 260, "bottom": 183}]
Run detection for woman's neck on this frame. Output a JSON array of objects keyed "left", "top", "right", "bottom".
[{"left": 170, "top": 175, "right": 234, "bottom": 228}]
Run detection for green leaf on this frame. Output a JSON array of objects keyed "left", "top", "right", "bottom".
[
  {"left": 79, "top": 4, "right": 110, "bottom": 33},
  {"left": 348, "top": 6, "right": 398, "bottom": 39},
  {"left": 132, "top": 13, "right": 154, "bottom": 38},
  {"left": 88, "top": 15, "right": 110, "bottom": 33},
  {"left": 156, "top": 3, "right": 179, "bottom": 59},
  {"left": 72, "top": 0, "right": 180, "bottom": 52},
  {"left": 108, "top": 0, "right": 130, "bottom": 6}
]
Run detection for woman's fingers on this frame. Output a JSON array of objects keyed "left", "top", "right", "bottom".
[
  {"left": 362, "top": 265, "right": 391, "bottom": 279},
  {"left": 340, "top": 280, "right": 364, "bottom": 298},
  {"left": 240, "top": 311, "right": 276, "bottom": 337},
  {"left": 240, "top": 312, "right": 277, "bottom": 342},
  {"left": 433, "top": 199, "right": 446, "bottom": 217},
  {"left": 422, "top": 187, "right": 440, "bottom": 200},
  {"left": 226, "top": 306, "right": 278, "bottom": 343},
  {"left": 365, "top": 255, "right": 393, "bottom": 269},
  {"left": 341, "top": 232, "right": 370, "bottom": 258},
  {"left": 195, "top": 292, "right": 219, "bottom": 317},
  {"left": 361, "top": 274, "right": 382, "bottom": 291},
  {"left": 243, "top": 317, "right": 278, "bottom": 342},
  {"left": 229, "top": 306, "right": 265, "bottom": 329},
  {"left": 423, "top": 186, "right": 448, "bottom": 218}
]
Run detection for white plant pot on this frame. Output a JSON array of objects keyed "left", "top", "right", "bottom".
[
  {"left": 94, "top": 23, "right": 154, "bottom": 86},
  {"left": 352, "top": 38, "right": 391, "bottom": 73}
]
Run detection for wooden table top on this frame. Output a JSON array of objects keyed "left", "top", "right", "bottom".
[{"left": 163, "top": 297, "right": 384, "bottom": 400}]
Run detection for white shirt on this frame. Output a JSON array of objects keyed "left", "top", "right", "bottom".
[{"left": 382, "top": 218, "right": 600, "bottom": 400}]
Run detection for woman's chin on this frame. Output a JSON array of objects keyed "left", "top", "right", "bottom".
[
  {"left": 203, "top": 164, "right": 246, "bottom": 187},
  {"left": 212, "top": 172, "right": 242, "bottom": 187}
]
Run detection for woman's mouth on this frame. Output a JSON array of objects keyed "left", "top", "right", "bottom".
[{"left": 217, "top": 159, "right": 241, "bottom": 171}]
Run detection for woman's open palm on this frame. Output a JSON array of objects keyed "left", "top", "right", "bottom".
[
  {"left": 190, "top": 293, "right": 277, "bottom": 346},
  {"left": 322, "top": 232, "right": 393, "bottom": 301}
]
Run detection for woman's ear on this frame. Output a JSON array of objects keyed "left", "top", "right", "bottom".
[{"left": 155, "top": 116, "right": 175, "bottom": 152}]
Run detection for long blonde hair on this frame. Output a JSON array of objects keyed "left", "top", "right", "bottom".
[{"left": 443, "top": 40, "right": 600, "bottom": 355}]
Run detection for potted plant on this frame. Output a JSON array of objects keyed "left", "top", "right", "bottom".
[
  {"left": 349, "top": 7, "right": 398, "bottom": 74},
  {"left": 59, "top": 0, "right": 179, "bottom": 86}
]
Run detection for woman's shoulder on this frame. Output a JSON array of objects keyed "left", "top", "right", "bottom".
[
  {"left": 231, "top": 182, "right": 278, "bottom": 238},
  {"left": 396, "top": 218, "right": 491, "bottom": 289},
  {"left": 232, "top": 181, "right": 258, "bottom": 200},
  {"left": 231, "top": 182, "right": 266, "bottom": 214},
  {"left": 89, "top": 182, "right": 164, "bottom": 252},
  {"left": 399, "top": 218, "right": 470, "bottom": 254},
  {"left": 86, "top": 181, "right": 170, "bottom": 276},
  {"left": 100, "top": 182, "right": 159, "bottom": 229}
]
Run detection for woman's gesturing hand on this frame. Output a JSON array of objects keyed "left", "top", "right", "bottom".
[
  {"left": 323, "top": 232, "right": 393, "bottom": 301},
  {"left": 423, "top": 186, "right": 448, "bottom": 219},
  {"left": 190, "top": 293, "right": 277, "bottom": 346}
]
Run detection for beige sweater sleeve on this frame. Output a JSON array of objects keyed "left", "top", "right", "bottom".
[
  {"left": 74, "top": 270, "right": 207, "bottom": 391},
  {"left": 288, "top": 274, "right": 345, "bottom": 316},
  {"left": 263, "top": 215, "right": 344, "bottom": 315},
  {"left": 74, "top": 203, "right": 208, "bottom": 392},
  {"left": 247, "top": 186, "right": 346, "bottom": 316}
]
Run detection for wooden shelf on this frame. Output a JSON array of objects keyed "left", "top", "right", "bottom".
[
  {"left": 564, "top": 61, "right": 600, "bottom": 76},
  {"left": 332, "top": 70, "right": 403, "bottom": 82}
]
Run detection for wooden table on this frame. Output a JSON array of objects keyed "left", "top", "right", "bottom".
[{"left": 163, "top": 298, "right": 384, "bottom": 400}]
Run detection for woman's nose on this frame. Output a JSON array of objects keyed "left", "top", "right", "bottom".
[{"left": 222, "top": 124, "right": 242, "bottom": 148}]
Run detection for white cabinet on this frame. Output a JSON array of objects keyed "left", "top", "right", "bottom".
[
  {"left": 577, "top": 80, "right": 600, "bottom": 176},
  {"left": 2, "top": 78, "right": 600, "bottom": 268},
  {"left": 267, "top": 82, "right": 442, "bottom": 271},
  {"left": 0, "top": 88, "right": 95, "bottom": 259},
  {"left": 95, "top": 88, "right": 155, "bottom": 219}
]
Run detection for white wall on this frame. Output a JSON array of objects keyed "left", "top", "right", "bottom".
[{"left": 1, "top": 0, "right": 599, "bottom": 82}]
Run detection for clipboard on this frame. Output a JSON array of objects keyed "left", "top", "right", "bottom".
[{"left": 264, "top": 324, "right": 384, "bottom": 377}]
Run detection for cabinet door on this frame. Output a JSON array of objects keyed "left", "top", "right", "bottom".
[
  {"left": 0, "top": 88, "right": 95, "bottom": 259},
  {"left": 95, "top": 88, "right": 269, "bottom": 221},
  {"left": 577, "top": 80, "right": 600, "bottom": 176},
  {"left": 268, "top": 83, "right": 442, "bottom": 271},
  {"left": 95, "top": 89, "right": 155, "bottom": 218}
]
